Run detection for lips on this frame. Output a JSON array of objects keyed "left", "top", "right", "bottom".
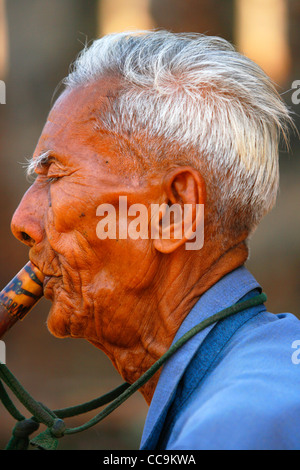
[
  {"left": 43, "top": 275, "right": 52, "bottom": 289},
  {"left": 29, "top": 261, "right": 60, "bottom": 280},
  {"left": 43, "top": 275, "right": 61, "bottom": 299},
  {"left": 29, "top": 258, "right": 62, "bottom": 298}
]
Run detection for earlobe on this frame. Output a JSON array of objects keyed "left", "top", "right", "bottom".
[{"left": 153, "top": 167, "right": 206, "bottom": 254}]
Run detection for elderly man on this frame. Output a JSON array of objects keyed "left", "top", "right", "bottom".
[{"left": 11, "top": 31, "right": 300, "bottom": 450}]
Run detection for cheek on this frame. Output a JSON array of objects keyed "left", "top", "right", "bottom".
[
  {"left": 93, "top": 238, "right": 157, "bottom": 291},
  {"left": 50, "top": 183, "right": 99, "bottom": 234},
  {"left": 47, "top": 185, "right": 157, "bottom": 288}
]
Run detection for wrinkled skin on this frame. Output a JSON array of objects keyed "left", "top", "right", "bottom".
[{"left": 11, "top": 77, "right": 248, "bottom": 403}]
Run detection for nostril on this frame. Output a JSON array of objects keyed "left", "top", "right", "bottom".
[{"left": 21, "top": 231, "right": 31, "bottom": 242}]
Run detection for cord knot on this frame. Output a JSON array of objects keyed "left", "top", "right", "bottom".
[
  {"left": 50, "top": 418, "right": 66, "bottom": 438},
  {"left": 13, "top": 418, "right": 39, "bottom": 439}
]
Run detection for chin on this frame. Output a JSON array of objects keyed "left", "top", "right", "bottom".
[
  {"left": 46, "top": 296, "right": 89, "bottom": 340},
  {"left": 47, "top": 303, "right": 72, "bottom": 338}
]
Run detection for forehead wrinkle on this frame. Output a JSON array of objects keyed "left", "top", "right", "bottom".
[
  {"left": 54, "top": 84, "right": 118, "bottom": 122},
  {"left": 25, "top": 86, "right": 123, "bottom": 178},
  {"left": 40, "top": 85, "right": 120, "bottom": 150}
]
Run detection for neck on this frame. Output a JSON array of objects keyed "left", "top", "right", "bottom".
[
  {"left": 91, "top": 240, "right": 249, "bottom": 405},
  {"left": 142, "top": 240, "right": 249, "bottom": 403}
]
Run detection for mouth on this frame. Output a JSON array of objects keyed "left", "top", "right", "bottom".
[
  {"left": 29, "top": 258, "right": 62, "bottom": 299},
  {"left": 43, "top": 275, "right": 52, "bottom": 289},
  {"left": 43, "top": 275, "right": 62, "bottom": 299}
]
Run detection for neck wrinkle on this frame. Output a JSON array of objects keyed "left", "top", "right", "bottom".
[
  {"left": 136, "top": 241, "right": 249, "bottom": 404},
  {"left": 90, "top": 240, "right": 249, "bottom": 405}
]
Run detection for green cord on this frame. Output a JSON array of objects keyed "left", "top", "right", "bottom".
[
  {"left": 53, "top": 382, "right": 130, "bottom": 419},
  {"left": 0, "top": 292, "right": 267, "bottom": 449},
  {"left": 0, "top": 365, "right": 55, "bottom": 427},
  {"left": 0, "top": 380, "right": 25, "bottom": 422}
]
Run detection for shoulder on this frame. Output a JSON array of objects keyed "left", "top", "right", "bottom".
[
  {"left": 219, "top": 311, "right": 300, "bottom": 379},
  {"left": 167, "top": 311, "right": 300, "bottom": 450}
]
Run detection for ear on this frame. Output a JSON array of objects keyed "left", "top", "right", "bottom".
[{"left": 153, "top": 166, "right": 206, "bottom": 254}]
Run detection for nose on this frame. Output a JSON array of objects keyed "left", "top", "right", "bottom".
[{"left": 11, "top": 184, "right": 45, "bottom": 247}]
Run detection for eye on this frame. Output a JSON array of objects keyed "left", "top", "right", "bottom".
[
  {"left": 47, "top": 176, "right": 61, "bottom": 183},
  {"left": 46, "top": 162, "right": 66, "bottom": 183}
]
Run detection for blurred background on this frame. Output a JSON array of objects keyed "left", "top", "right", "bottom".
[{"left": 0, "top": 0, "right": 299, "bottom": 450}]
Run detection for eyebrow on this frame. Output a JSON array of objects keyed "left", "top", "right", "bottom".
[{"left": 25, "top": 150, "right": 52, "bottom": 177}]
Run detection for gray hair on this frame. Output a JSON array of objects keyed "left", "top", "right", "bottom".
[{"left": 64, "top": 30, "right": 293, "bottom": 239}]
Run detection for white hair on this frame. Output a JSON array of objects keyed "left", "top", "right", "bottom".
[{"left": 64, "top": 30, "right": 294, "bottom": 237}]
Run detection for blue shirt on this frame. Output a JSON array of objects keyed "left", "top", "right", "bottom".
[{"left": 140, "top": 266, "right": 300, "bottom": 450}]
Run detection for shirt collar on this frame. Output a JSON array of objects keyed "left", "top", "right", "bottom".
[{"left": 140, "top": 265, "right": 261, "bottom": 448}]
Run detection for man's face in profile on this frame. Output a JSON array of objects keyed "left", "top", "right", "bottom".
[{"left": 10, "top": 79, "right": 161, "bottom": 353}]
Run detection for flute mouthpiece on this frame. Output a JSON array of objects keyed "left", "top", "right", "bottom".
[{"left": 0, "top": 261, "right": 45, "bottom": 338}]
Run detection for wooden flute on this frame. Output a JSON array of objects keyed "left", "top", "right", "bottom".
[{"left": 0, "top": 262, "right": 44, "bottom": 339}]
